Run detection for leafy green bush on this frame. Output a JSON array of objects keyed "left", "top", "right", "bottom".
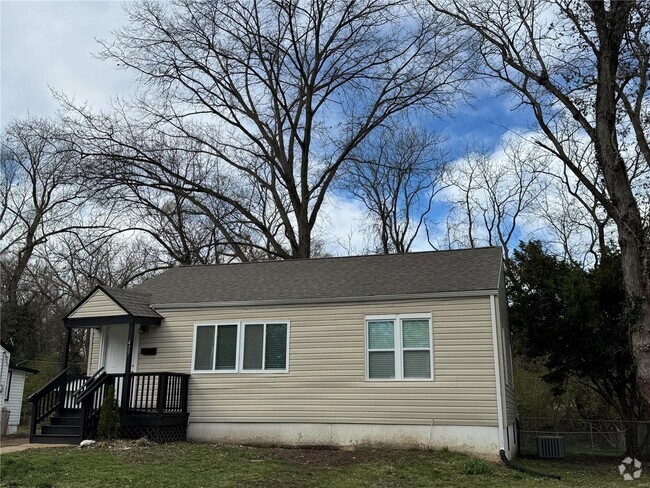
[
  {"left": 97, "top": 386, "right": 121, "bottom": 439},
  {"left": 462, "top": 458, "right": 491, "bottom": 475}
]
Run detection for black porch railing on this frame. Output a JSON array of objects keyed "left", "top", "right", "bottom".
[
  {"left": 124, "top": 373, "right": 189, "bottom": 413},
  {"left": 28, "top": 369, "right": 90, "bottom": 438},
  {"left": 30, "top": 370, "right": 189, "bottom": 442}
]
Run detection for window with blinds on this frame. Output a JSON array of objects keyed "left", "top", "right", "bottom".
[
  {"left": 366, "top": 315, "right": 433, "bottom": 380},
  {"left": 193, "top": 324, "right": 239, "bottom": 372},
  {"left": 242, "top": 322, "right": 288, "bottom": 371},
  {"left": 192, "top": 321, "right": 289, "bottom": 373}
]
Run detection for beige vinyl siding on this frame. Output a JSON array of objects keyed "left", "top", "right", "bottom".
[
  {"left": 69, "top": 290, "right": 127, "bottom": 319},
  {"left": 497, "top": 277, "right": 517, "bottom": 425},
  {"left": 87, "top": 328, "right": 101, "bottom": 375},
  {"left": 128, "top": 296, "right": 500, "bottom": 427}
]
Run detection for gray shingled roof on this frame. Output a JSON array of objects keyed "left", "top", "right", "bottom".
[
  {"left": 100, "top": 286, "right": 162, "bottom": 318},
  {"left": 132, "top": 247, "right": 502, "bottom": 306}
]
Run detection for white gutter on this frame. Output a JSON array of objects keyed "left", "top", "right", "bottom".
[
  {"left": 490, "top": 294, "right": 506, "bottom": 451},
  {"left": 151, "top": 289, "right": 499, "bottom": 310}
]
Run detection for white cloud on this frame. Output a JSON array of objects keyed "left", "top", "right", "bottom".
[
  {"left": 1, "top": 1, "right": 133, "bottom": 126},
  {"left": 315, "top": 193, "right": 372, "bottom": 256}
]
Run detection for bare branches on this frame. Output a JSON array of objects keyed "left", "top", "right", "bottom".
[
  {"left": 338, "top": 122, "right": 448, "bottom": 253},
  {"left": 0, "top": 118, "right": 111, "bottom": 305},
  {"left": 441, "top": 137, "right": 551, "bottom": 263},
  {"left": 430, "top": 0, "right": 650, "bottom": 403},
  {"left": 65, "top": 0, "right": 474, "bottom": 258}
]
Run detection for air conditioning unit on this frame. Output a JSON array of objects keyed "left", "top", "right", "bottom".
[{"left": 536, "top": 435, "right": 566, "bottom": 459}]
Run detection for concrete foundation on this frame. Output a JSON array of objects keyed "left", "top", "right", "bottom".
[{"left": 187, "top": 422, "right": 502, "bottom": 460}]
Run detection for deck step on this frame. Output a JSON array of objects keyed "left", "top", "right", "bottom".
[
  {"left": 57, "top": 409, "right": 81, "bottom": 418},
  {"left": 30, "top": 434, "right": 80, "bottom": 445},
  {"left": 41, "top": 424, "right": 82, "bottom": 436},
  {"left": 50, "top": 415, "right": 81, "bottom": 426}
]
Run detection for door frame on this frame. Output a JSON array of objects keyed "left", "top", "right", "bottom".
[{"left": 98, "top": 324, "right": 139, "bottom": 373}]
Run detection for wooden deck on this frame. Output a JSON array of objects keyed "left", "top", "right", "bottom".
[{"left": 29, "top": 370, "right": 189, "bottom": 444}]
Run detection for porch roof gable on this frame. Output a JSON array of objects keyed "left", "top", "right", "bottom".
[{"left": 64, "top": 285, "right": 162, "bottom": 328}]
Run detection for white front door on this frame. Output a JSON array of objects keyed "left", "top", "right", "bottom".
[{"left": 102, "top": 325, "right": 137, "bottom": 374}]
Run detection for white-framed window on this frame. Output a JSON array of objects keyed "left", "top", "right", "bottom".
[
  {"left": 192, "top": 323, "right": 239, "bottom": 373},
  {"left": 191, "top": 320, "right": 290, "bottom": 374},
  {"left": 365, "top": 314, "right": 433, "bottom": 381},
  {"left": 241, "top": 322, "right": 290, "bottom": 373}
]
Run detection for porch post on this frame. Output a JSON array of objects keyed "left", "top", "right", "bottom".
[
  {"left": 58, "top": 326, "right": 73, "bottom": 412},
  {"left": 61, "top": 327, "right": 72, "bottom": 369},
  {"left": 121, "top": 321, "right": 136, "bottom": 412}
]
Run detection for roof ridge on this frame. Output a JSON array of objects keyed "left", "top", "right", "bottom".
[{"left": 162, "top": 246, "right": 502, "bottom": 270}]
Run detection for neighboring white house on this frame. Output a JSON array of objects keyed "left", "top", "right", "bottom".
[
  {"left": 0, "top": 343, "right": 10, "bottom": 414},
  {"left": 1, "top": 342, "right": 38, "bottom": 435}
]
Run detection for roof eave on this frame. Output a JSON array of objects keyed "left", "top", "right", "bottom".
[
  {"left": 9, "top": 363, "right": 39, "bottom": 374},
  {"left": 64, "top": 314, "right": 162, "bottom": 329},
  {"left": 150, "top": 289, "right": 499, "bottom": 310}
]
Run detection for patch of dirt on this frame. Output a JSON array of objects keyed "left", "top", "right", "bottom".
[
  {"left": 92, "top": 438, "right": 156, "bottom": 450},
  {"left": 0, "top": 436, "right": 29, "bottom": 448},
  {"left": 259, "top": 446, "right": 405, "bottom": 467}
]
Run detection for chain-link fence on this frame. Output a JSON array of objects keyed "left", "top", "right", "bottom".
[{"left": 519, "top": 417, "right": 650, "bottom": 459}]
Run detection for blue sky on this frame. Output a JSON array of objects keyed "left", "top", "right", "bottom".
[
  {"left": 432, "top": 93, "right": 536, "bottom": 155},
  {"left": 1, "top": 1, "right": 535, "bottom": 146},
  {"left": 1, "top": 1, "right": 538, "bottom": 255}
]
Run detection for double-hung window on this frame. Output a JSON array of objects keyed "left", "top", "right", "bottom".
[
  {"left": 193, "top": 323, "right": 239, "bottom": 372},
  {"left": 242, "top": 322, "right": 289, "bottom": 372},
  {"left": 366, "top": 314, "right": 433, "bottom": 380},
  {"left": 192, "top": 321, "right": 289, "bottom": 373}
]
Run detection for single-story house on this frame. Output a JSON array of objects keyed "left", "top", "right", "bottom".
[
  {"left": 29, "top": 247, "right": 517, "bottom": 460},
  {"left": 1, "top": 342, "right": 38, "bottom": 435}
]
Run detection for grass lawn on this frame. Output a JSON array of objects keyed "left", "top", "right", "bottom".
[{"left": 0, "top": 442, "right": 631, "bottom": 487}]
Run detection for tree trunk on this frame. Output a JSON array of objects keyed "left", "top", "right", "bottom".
[
  {"left": 592, "top": 2, "right": 650, "bottom": 404},
  {"left": 624, "top": 423, "right": 650, "bottom": 460},
  {"left": 296, "top": 205, "right": 311, "bottom": 259}
]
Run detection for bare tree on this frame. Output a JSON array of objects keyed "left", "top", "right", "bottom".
[
  {"left": 339, "top": 123, "right": 448, "bottom": 253},
  {"left": 0, "top": 118, "right": 115, "bottom": 360},
  {"left": 441, "top": 138, "right": 551, "bottom": 264},
  {"left": 61, "top": 0, "right": 474, "bottom": 260},
  {"left": 85, "top": 177, "right": 240, "bottom": 266},
  {"left": 430, "top": 0, "right": 650, "bottom": 401},
  {"left": 0, "top": 118, "right": 111, "bottom": 306},
  {"left": 533, "top": 147, "right": 614, "bottom": 267}
]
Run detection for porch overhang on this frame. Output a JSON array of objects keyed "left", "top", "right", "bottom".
[
  {"left": 63, "top": 284, "right": 162, "bottom": 329},
  {"left": 64, "top": 314, "right": 162, "bottom": 329}
]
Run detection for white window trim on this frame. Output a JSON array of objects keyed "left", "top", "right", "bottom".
[
  {"left": 191, "top": 320, "right": 290, "bottom": 374},
  {"left": 240, "top": 321, "right": 291, "bottom": 374},
  {"left": 191, "top": 322, "right": 240, "bottom": 374},
  {"left": 365, "top": 313, "right": 433, "bottom": 382}
]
